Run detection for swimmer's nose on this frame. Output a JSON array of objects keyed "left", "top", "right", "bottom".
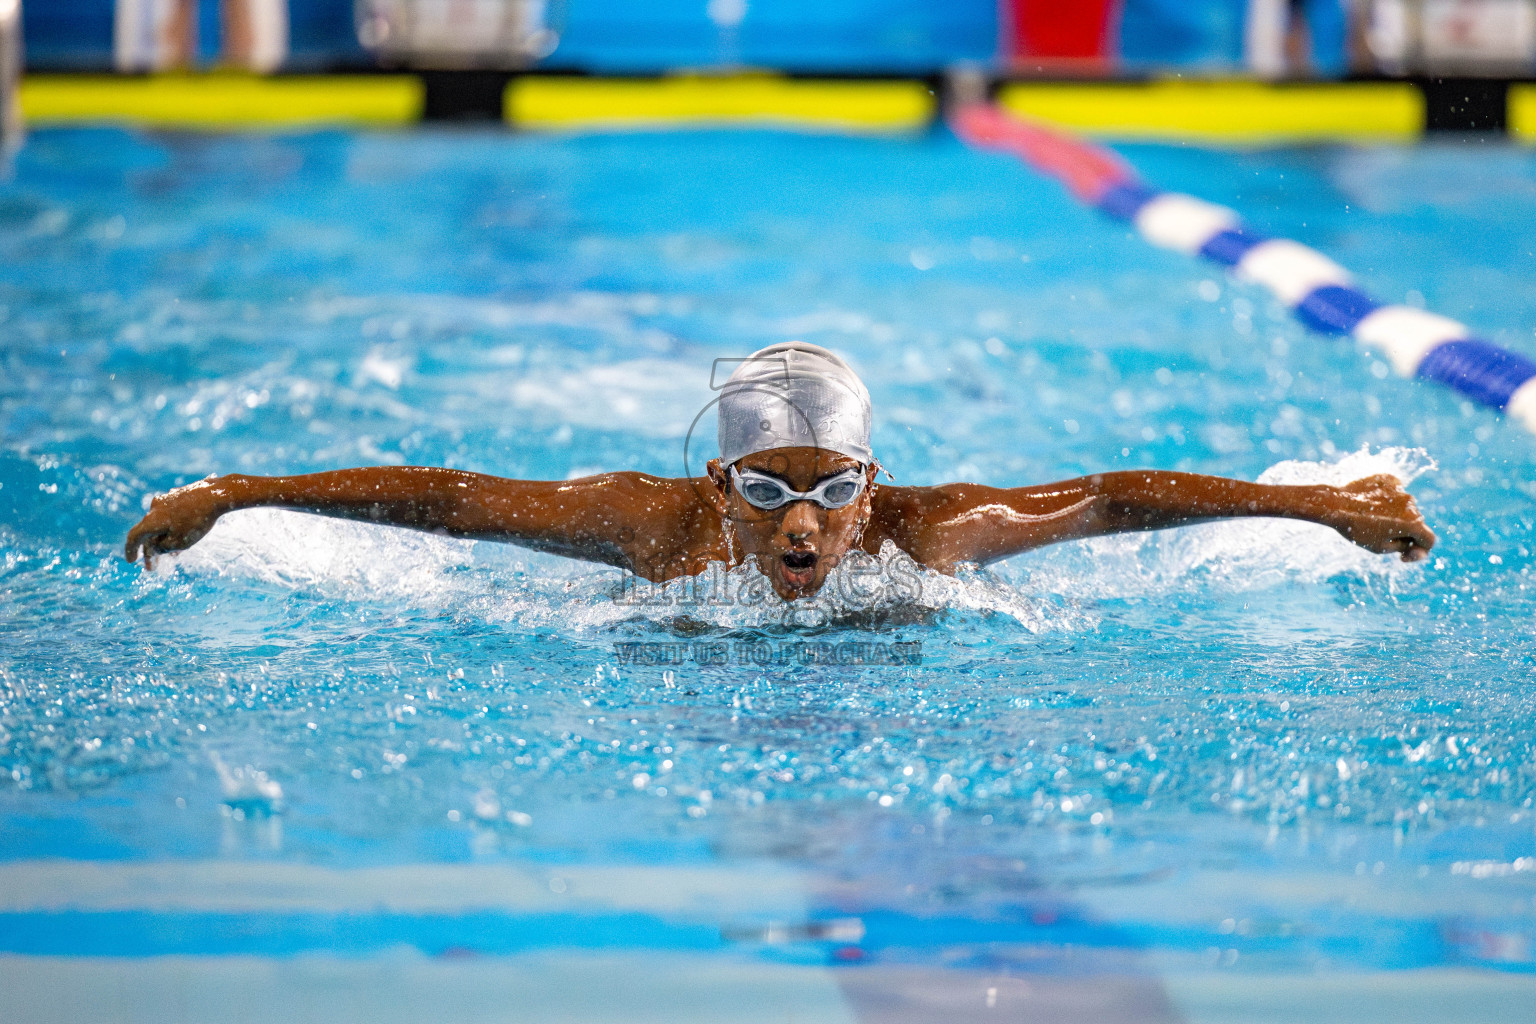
[{"left": 780, "top": 501, "right": 820, "bottom": 543}]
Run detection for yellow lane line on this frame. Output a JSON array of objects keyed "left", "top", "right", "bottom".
[
  {"left": 21, "top": 75, "right": 423, "bottom": 127},
  {"left": 998, "top": 81, "right": 1424, "bottom": 143},
  {"left": 506, "top": 75, "right": 935, "bottom": 133}
]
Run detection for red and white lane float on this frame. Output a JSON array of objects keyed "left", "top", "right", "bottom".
[{"left": 950, "top": 101, "right": 1536, "bottom": 435}]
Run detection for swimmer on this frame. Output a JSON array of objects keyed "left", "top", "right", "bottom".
[{"left": 125, "top": 342, "right": 1435, "bottom": 601}]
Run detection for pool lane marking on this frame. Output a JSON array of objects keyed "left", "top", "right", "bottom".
[
  {"left": 14, "top": 74, "right": 1518, "bottom": 141},
  {"left": 0, "top": 953, "right": 863, "bottom": 1024},
  {"left": 20, "top": 73, "right": 934, "bottom": 134},
  {"left": 952, "top": 101, "right": 1536, "bottom": 435},
  {"left": 504, "top": 76, "right": 935, "bottom": 134},
  {"left": 20, "top": 75, "right": 423, "bottom": 127},
  {"left": 1513, "top": 85, "right": 1536, "bottom": 143},
  {"left": 0, "top": 859, "right": 808, "bottom": 916},
  {"left": 998, "top": 81, "right": 1424, "bottom": 144}
]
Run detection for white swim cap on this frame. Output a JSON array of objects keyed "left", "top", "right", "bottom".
[{"left": 716, "top": 342, "right": 873, "bottom": 467}]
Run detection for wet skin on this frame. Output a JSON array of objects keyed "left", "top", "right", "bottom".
[{"left": 125, "top": 447, "right": 1437, "bottom": 602}]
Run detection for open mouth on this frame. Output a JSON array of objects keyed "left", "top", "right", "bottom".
[{"left": 780, "top": 550, "right": 818, "bottom": 587}]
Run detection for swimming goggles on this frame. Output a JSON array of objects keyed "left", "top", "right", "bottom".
[{"left": 729, "top": 465, "right": 867, "bottom": 511}]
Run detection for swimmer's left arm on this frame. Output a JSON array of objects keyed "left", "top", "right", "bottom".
[{"left": 898, "top": 471, "right": 1435, "bottom": 569}]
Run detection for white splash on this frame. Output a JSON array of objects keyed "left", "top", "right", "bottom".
[
  {"left": 509, "top": 358, "right": 713, "bottom": 437},
  {"left": 170, "top": 507, "right": 482, "bottom": 597},
  {"left": 609, "top": 541, "right": 1063, "bottom": 631},
  {"left": 210, "top": 753, "right": 285, "bottom": 816}
]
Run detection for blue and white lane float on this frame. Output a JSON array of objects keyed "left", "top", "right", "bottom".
[{"left": 951, "top": 102, "right": 1536, "bottom": 435}]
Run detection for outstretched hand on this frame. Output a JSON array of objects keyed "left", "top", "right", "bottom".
[
  {"left": 124, "top": 478, "right": 226, "bottom": 570},
  {"left": 1327, "top": 474, "right": 1435, "bottom": 562}
]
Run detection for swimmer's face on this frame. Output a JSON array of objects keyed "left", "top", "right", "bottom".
[{"left": 707, "top": 447, "right": 877, "bottom": 601}]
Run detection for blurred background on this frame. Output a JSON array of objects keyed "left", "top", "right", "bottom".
[{"left": 15, "top": 0, "right": 1536, "bottom": 80}]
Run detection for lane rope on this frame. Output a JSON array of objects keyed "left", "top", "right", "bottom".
[{"left": 950, "top": 101, "right": 1536, "bottom": 435}]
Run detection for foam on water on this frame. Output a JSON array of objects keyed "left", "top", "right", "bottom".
[
  {"left": 509, "top": 358, "right": 714, "bottom": 438},
  {"left": 210, "top": 753, "right": 285, "bottom": 817},
  {"left": 164, "top": 511, "right": 1052, "bottom": 633}
]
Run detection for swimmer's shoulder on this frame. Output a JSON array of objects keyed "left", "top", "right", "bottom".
[
  {"left": 868, "top": 482, "right": 957, "bottom": 552},
  {"left": 560, "top": 470, "right": 700, "bottom": 503},
  {"left": 868, "top": 481, "right": 1013, "bottom": 562},
  {"left": 871, "top": 481, "right": 990, "bottom": 517},
  {"left": 535, "top": 471, "right": 712, "bottom": 539},
  {"left": 593, "top": 470, "right": 733, "bottom": 534}
]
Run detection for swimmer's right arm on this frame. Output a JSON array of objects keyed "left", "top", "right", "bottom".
[{"left": 124, "top": 467, "right": 694, "bottom": 572}]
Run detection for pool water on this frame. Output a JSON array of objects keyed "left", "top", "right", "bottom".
[{"left": 3, "top": 126, "right": 1536, "bottom": 1022}]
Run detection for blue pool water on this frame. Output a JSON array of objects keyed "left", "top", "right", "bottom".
[{"left": 3, "top": 126, "right": 1536, "bottom": 1021}]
